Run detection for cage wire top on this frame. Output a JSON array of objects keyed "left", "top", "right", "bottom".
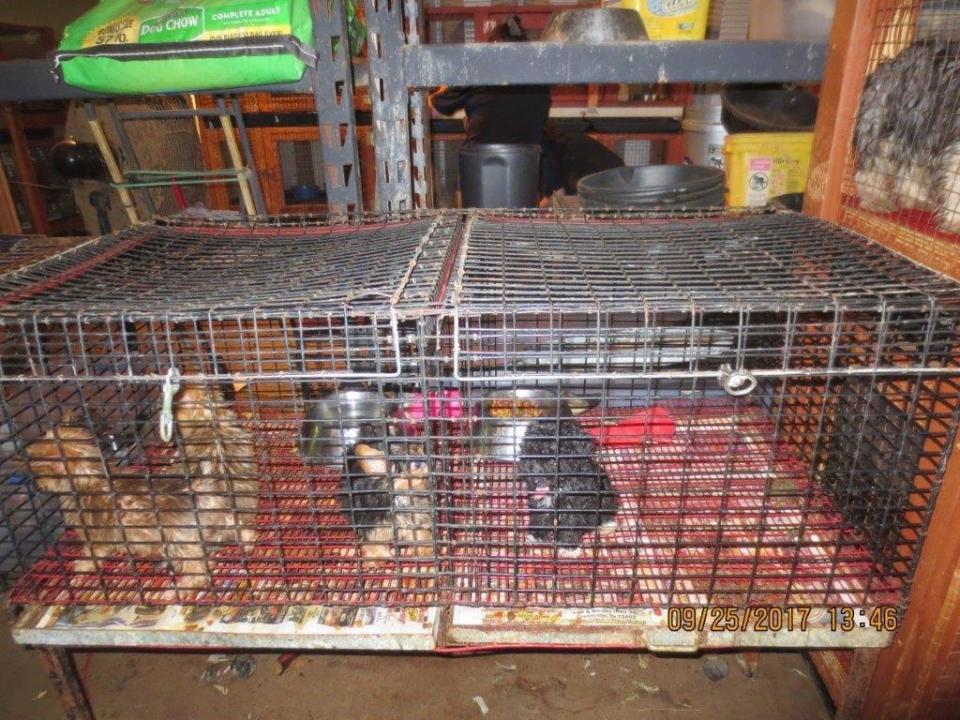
[
  {"left": 0, "top": 215, "right": 454, "bottom": 320},
  {"left": 0, "top": 237, "right": 88, "bottom": 276},
  {"left": 451, "top": 211, "right": 960, "bottom": 314},
  {"left": 0, "top": 210, "right": 959, "bottom": 321}
]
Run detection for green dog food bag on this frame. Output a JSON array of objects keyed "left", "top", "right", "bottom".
[{"left": 55, "top": 0, "right": 314, "bottom": 94}]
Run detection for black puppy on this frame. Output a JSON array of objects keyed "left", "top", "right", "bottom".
[{"left": 518, "top": 418, "right": 617, "bottom": 552}]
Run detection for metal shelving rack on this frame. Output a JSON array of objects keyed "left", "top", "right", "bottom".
[
  {"left": 0, "top": 1, "right": 827, "bottom": 216},
  {"left": 349, "top": 0, "right": 827, "bottom": 212}
]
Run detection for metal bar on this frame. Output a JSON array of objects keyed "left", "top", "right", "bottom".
[
  {"left": 421, "top": 3, "right": 594, "bottom": 17},
  {"left": 404, "top": 41, "right": 828, "bottom": 87},
  {"left": 12, "top": 603, "right": 895, "bottom": 651},
  {"left": 0, "top": 42, "right": 825, "bottom": 103},
  {"left": 365, "top": 0, "right": 413, "bottom": 211},
  {"left": 122, "top": 169, "right": 250, "bottom": 178},
  {"left": 15, "top": 604, "right": 441, "bottom": 652},
  {"left": 224, "top": 96, "right": 268, "bottom": 215},
  {"left": 105, "top": 101, "right": 158, "bottom": 216},
  {"left": 0, "top": 59, "right": 315, "bottom": 102},
  {"left": 116, "top": 175, "right": 246, "bottom": 189},
  {"left": 82, "top": 102, "right": 140, "bottom": 225},
  {"left": 310, "top": 0, "right": 363, "bottom": 214},
  {"left": 445, "top": 606, "right": 895, "bottom": 650},
  {"left": 405, "top": 0, "right": 433, "bottom": 210},
  {"left": 115, "top": 108, "right": 229, "bottom": 120},
  {"left": 2, "top": 363, "right": 959, "bottom": 386},
  {"left": 37, "top": 647, "right": 93, "bottom": 720}
]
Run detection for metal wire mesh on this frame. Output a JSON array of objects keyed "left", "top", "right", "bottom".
[
  {"left": 0, "top": 237, "right": 89, "bottom": 275},
  {"left": 0, "top": 209, "right": 957, "bottom": 615},
  {"left": 0, "top": 217, "right": 441, "bottom": 316},
  {"left": 843, "top": 0, "right": 960, "bottom": 242},
  {"left": 449, "top": 211, "right": 960, "bottom": 390},
  {"left": 453, "top": 211, "right": 960, "bottom": 311},
  {"left": 0, "top": 215, "right": 458, "bottom": 385}
]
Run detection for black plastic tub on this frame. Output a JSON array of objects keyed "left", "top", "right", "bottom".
[
  {"left": 577, "top": 165, "right": 725, "bottom": 209},
  {"left": 721, "top": 84, "right": 819, "bottom": 132},
  {"left": 459, "top": 143, "right": 541, "bottom": 208},
  {"left": 769, "top": 192, "right": 805, "bottom": 212}
]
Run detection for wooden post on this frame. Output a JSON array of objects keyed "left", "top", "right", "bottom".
[
  {"left": 0, "top": 143, "right": 21, "bottom": 234},
  {"left": 806, "top": 1, "right": 960, "bottom": 717},
  {"left": 218, "top": 112, "right": 257, "bottom": 217},
  {"left": 802, "top": 0, "right": 879, "bottom": 222},
  {"left": 3, "top": 103, "right": 49, "bottom": 235},
  {"left": 835, "top": 649, "right": 881, "bottom": 720},
  {"left": 861, "top": 446, "right": 960, "bottom": 719},
  {"left": 83, "top": 104, "right": 140, "bottom": 226}
]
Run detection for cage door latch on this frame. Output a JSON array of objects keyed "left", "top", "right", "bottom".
[
  {"left": 718, "top": 364, "right": 758, "bottom": 396},
  {"left": 159, "top": 366, "right": 182, "bottom": 442}
]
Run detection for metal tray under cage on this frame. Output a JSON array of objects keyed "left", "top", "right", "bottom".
[{"left": 3, "top": 208, "right": 960, "bottom": 652}]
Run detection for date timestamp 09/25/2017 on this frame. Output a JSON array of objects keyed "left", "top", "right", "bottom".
[{"left": 666, "top": 606, "right": 900, "bottom": 633}]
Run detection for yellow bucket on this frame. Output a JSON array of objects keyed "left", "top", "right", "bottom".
[
  {"left": 606, "top": 0, "right": 710, "bottom": 40},
  {"left": 724, "top": 132, "right": 814, "bottom": 207}
]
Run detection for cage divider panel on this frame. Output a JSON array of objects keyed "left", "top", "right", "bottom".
[{"left": 0, "top": 208, "right": 958, "bottom": 612}]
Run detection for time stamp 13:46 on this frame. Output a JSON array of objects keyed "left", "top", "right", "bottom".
[{"left": 666, "top": 606, "right": 900, "bottom": 633}]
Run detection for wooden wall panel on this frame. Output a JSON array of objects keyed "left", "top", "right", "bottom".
[{"left": 806, "top": 1, "right": 960, "bottom": 717}]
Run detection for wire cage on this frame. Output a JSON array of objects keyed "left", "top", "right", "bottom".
[
  {"left": 0, "top": 236, "right": 88, "bottom": 588},
  {"left": 844, "top": 0, "right": 960, "bottom": 245},
  {"left": 2, "top": 208, "right": 960, "bottom": 619},
  {"left": 0, "top": 213, "right": 458, "bottom": 605},
  {"left": 441, "top": 209, "right": 960, "bottom": 611}
]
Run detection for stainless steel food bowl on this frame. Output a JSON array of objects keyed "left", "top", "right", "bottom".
[
  {"left": 542, "top": 8, "right": 648, "bottom": 43},
  {"left": 300, "top": 390, "right": 387, "bottom": 467},
  {"left": 477, "top": 389, "right": 573, "bottom": 462}
]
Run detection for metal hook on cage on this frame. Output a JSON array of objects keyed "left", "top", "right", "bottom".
[
  {"left": 718, "top": 364, "right": 758, "bottom": 397},
  {"left": 159, "top": 366, "right": 182, "bottom": 442}
]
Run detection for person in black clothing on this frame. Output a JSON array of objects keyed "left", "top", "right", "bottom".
[
  {"left": 540, "top": 121, "right": 625, "bottom": 204},
  {"left": 430, "top": 17, "right": 551, "bottom": 146},
  {"left": 430, "top": 17, "right": 625, "bottom": 206}
]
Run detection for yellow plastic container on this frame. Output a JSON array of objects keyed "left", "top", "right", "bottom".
[
  {"left": 605, "top": 0, "right": 710, "bottom": 40},
  {"left": 724, "top": 132, "right": 814, "bottom": 207}
]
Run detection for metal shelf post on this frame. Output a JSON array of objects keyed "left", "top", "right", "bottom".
[
  {"left": 310, "top": 0, "right": 363, "bottom": 214},
  {"left": 365, "top": 0, "right": 414, "bottom": 212}
]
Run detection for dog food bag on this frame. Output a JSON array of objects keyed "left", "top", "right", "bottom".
[{"left": 55, "top": 0, "right": 313, "bottom": 94}]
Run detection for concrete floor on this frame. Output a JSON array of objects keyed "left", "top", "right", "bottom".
[{"left": 2, "top": 611, "right": 833, "bottom": 720}]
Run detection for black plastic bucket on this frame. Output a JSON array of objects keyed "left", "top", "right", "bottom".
[
  {"left": 459, "top": 143, "right": 541, "bottom": 208},
  {"left": 577, "top": 165, "right": 725, "bottom": 209}
]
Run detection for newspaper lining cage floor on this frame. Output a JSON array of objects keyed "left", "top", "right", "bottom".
[{"left": 1, "top": 209, "right": 958, "bottom": 620}]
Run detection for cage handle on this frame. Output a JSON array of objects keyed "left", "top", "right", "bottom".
[
  {"left": 718, "top": 364, "right": 758, "bottom": 397},
  {"left": 159, "top": 366, "right": 182, "bottom": 442}
]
